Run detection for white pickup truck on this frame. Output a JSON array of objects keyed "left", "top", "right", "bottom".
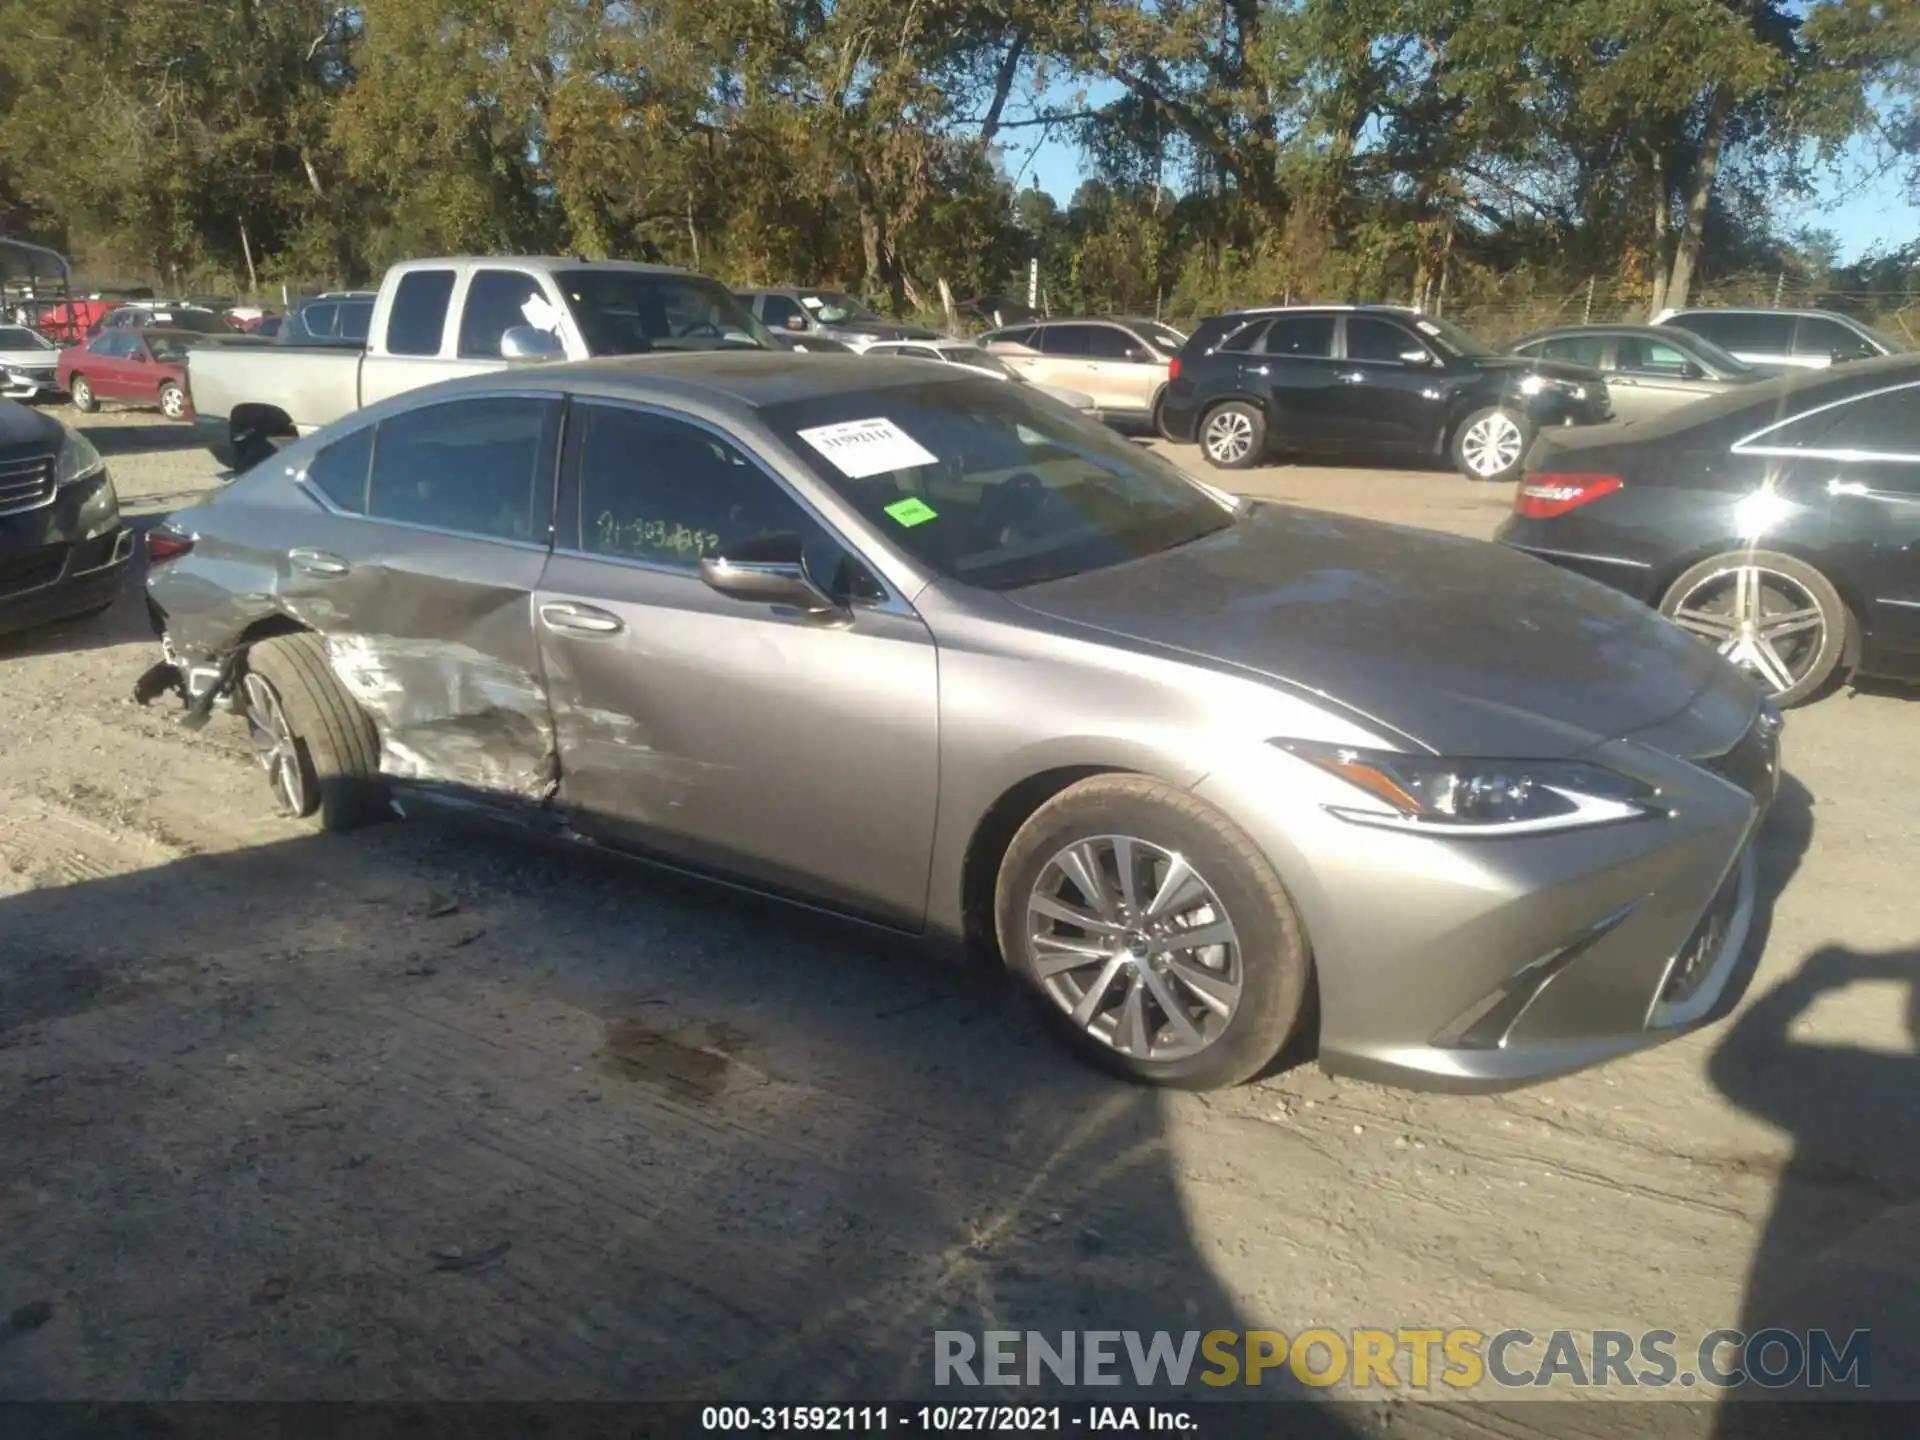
[{"left": 186, "top": 256, "right": 778, "bottom": 470}]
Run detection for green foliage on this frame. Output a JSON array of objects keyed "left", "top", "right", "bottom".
[{"left": 0, "top": 0, "right": 1911, "bottom": 313}]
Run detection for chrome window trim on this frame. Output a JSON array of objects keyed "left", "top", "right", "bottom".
[
  {"left": 559, "top": 394, "right": 911, "bottom": 613},
  {"left": 1731, "top": 378, "right": 1920, "bottom": 460}
]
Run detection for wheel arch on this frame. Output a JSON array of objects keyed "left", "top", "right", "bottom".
[
  {"left": 230, "top": 401, "right": 296, "bottom": 444},
  {"left": 959, "top": 765, "right": 1138, "bottom": 965}
]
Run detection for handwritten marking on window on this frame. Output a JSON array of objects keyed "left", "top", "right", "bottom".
[{"left": 595, "top": 510, "right": 721, "bottom": 562}]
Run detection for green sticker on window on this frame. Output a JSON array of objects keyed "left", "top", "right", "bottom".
[{"left": 884, "top": 496, "right": 939, "bottom": 528}]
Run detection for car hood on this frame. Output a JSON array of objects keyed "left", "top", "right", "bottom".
[
  {"left": 0, "top": 348, "right": 58, "bottom": 366},
  {"left": 1006, "top": 503, "right": 1750, "bottom": 758},
  {"left": 0, "top": 398, "right": 62, "bottom": 449}
]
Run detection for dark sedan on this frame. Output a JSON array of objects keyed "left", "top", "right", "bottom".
[
  {"left": 1497, "top": 352, "right": 1920, "bottom": 707},
  {"left": 1158, "top": 305, "right": 1611, "bottom": 482},
  {"left": 0, "top": 401, "right": 133, "bottom": 636}
]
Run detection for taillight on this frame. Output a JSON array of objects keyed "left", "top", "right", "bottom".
[
  {"left": 146, "top": 529, "right": 195, "bottom": 564},
  {"left": 1168, "top": 355, "right": 1182, "bottom": 383},
  {"left": 1514, "top": 473, "right": 1622, "bottom": 519}
]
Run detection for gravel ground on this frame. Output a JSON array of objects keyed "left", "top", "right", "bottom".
[{"left": 0, "top": 407, "right": 1914, "bottom": 1432}]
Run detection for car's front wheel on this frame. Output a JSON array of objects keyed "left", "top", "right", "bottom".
[
  {"left": 995, "top": 775, "right": 1311, "bottom": 1089},
  {"left": 241, "top": 633, "right": 389, "bottom": 831},
  {"left": 1199, "top": 401, "right": 1265, "bottom": 469},
  {"left": 1658, "top": 550, "right": 1849, "bottom": 707},
  {"left": 1452, "top": 406, "right": 1530, "bottom": 482}
]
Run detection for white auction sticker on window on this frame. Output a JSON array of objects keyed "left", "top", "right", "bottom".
[{"left": 796, "top": 418, "right": 939, "bottom": 479}]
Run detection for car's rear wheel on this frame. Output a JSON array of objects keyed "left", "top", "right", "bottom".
[
  {"left": 68, "top": 375, "right": 96, "bottom": 413},
  {"left": 995, "top": 775, "right": 1311, "bottom": 1090},
  {"left": 1452, "top": 406, "right": 1530, "bottom": 482},
  {"left": 241, "top": 633, "right": 388, "bottom": 831},
  {"left": 1658, "top": 550, "right": 1848, "bottom": 707},
  {"left": 158, "top": 381, "right": 187, "bottom": 421},
  {"left": 1199, "top": 401, "right": 1265, "bottom": 469}
]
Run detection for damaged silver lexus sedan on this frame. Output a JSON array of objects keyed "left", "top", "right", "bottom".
[{"left": 138, "top": 354, "right": 1781, "bottom": 1092}]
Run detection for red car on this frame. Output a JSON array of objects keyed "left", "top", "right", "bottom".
[{"left": 57, "top": 326, "right": 198, "bottom": 420}]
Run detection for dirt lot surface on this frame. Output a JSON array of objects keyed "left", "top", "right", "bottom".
[{"left": 2, "top": 410, "right": 1915, "bottom": 1431}]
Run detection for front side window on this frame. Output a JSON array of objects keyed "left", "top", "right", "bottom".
[
  {"left": 983, "top": 327, "right": 1037, "bottom": 349},
  {"left": 555, "top": 269, "right": 772, "bottom": 355},
  {"left": 1346, "top": 316, "right": 1422, "bottom": 364},
  {"left": 338, "top": 301, "right": 373, "bottom": 342},
  {"left": 459, "top": 270, "right": 551, "bottom": 359},
  {"left": 146, "top": 335, "right": 195, "bottom": 364},
  {"left": 803, "top": 291, "right": 880, "bottom": 323},
  {"left": 1085, "top": 327, "right": 1144, "bottom": 361},
  {"left": 1039, "top": 325, "right": 1094, "bottom": 357},
  {"left": 385, "top": 270, "right": 457, "bottom": 356},
  {"left": 762, "top": 377, "right": 1234, "bottom": 591},
  {"left": 1678, "top": 312, "right": 1793, "bottom": 353},
  {"left": 759, "top": 294, "right": 807, "bottom": 331},
  {"left": 1793, "top": 317, "right": 1876, "bottom": 360},
  {"left": 1539, "top": 335, "right": 1608, "bottom": 368},
  {"left": 570, "top": 404, "right": 874, "bottom": 597},
  {"left": 1614, "top": 336, "right": 1695, "bottom": 376},
  {"left": 366, "top": 396, "right": 561, "bottom": 541}
]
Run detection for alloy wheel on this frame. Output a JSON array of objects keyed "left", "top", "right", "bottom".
[
  {"left": 1203, "top": 409, "right": 1255, "bottom": 465},
  {"left": 1668, "top": 564, "right": 1827, "bottom": 696},
  {"left": 160, "top": 386, "right": 185, "bottom": 419},
  {"left": 1460, "top": 412, "right": 1524, "bottom": 478},
  {"left": 71, "top": 378, "right": 91, "bottom": 409},
  {"left": 242, "top": 672, "right": 315, "bottom": 817},
  {"left": 1025, "top": 835, "right": 1243, "bottom": 1062}
]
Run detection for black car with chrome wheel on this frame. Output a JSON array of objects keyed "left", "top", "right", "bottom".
[
  {"left": 1497, "top": 353, "right": 1920, "bottom": 707},
  {"left": 1157, "top": 304, "right": 1612, "bottom": 482}
]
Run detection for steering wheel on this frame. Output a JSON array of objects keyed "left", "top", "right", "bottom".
[
  {"left": 673, "top": 319, "right": 724, "bottom": 339},
  {"left": 971, "top": 471, "right": 1053, "bottom": 548}
]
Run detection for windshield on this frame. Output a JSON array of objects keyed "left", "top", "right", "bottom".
[
  {"left": 557, "top": 270, "right": 774, "bottom": 355},
  {"left": 1410, "top": 314, "right": 1492, "bottom": 358},
  {"left": 1130, "top": 320, "right": 1189, "bottom": 353},
  {"left": 1857, "top": 319, "right": 1907, "bottom": 354},
  {"left": 804, "top": 291, "right": 882, "bottom": 323},
  {"left": 0, "top": 326, "right": 53, "bottom": 351},
  {"left": 942, "top": 347, "right": 1017, "bottom": 379},
  {"left": 762, "top": 378, "right": 1236, "bottom": 591},
  {"left": 146, "top": 310, "right": 226, "bottom": 334}
]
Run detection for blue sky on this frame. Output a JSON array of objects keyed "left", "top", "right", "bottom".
[{"left": 1011, "top": 127, "right": 1919, "bottom": 265}]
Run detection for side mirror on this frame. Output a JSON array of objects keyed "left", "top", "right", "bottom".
[
  {"left": 699, "top": 532, "right": 847, "bottom": 619},
  {"left": 785, "top": 315, "right": 807, "bottom": 330},
  {"left": 1680, "top": 362, "right": 1705, "bottom": 380},
  {"left": 1399, "top": 349, "right": 1434, "bottom": 366},
  {"left": 500, "top": 326, "right": 563, "bottom": 360}
]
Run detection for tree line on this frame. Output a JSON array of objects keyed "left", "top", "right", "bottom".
[{"left": 0, "top": 0, "right": 1915, "bottom": 330}]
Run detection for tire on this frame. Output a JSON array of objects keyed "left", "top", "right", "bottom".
[
  {"left": 1198, "top": 401, "right": 1265, "bottom": 470},
  {"left": 994, "top": 774, "right": 1311, "bottom": 1090},
  {"left": 68, "top": 375, "right": 96, "bottom": 413},
  {"left": 1658, "top": 549, "right": 1849, "bottom": 708},
  {"left": 158, "top": 381, "right": 187, "bottom": 421},
  {"left": 1451, "top": 405, "right": 1531, "bottom": 482},
  {"left": 241, "top": 632, "right": 389, "bottom": 831}
]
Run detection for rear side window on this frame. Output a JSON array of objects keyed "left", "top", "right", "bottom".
[
  {"left": 384, "top": 270, "right": 456, "bottom": 356},
  {"left": 367, "top": 396, "right": 562, "bottom": 541},
  {"left": 1757, "top": 385, "right": 1920, "bottom": 455},
  {"left": 1263, "top": 315, "right": 1335, "bottom": 358},
  {"left": 304, "top": 424, "right": 374, "bottom": 513},
  {"left": 1039, "top": 325, "right": 1094, "bottom": 357},
  {"left": 459, "top": 270, "right": 550, "bottom": 359},
  {"left": 1673, "top": 312, "right": 1793, "bottom": 354}
]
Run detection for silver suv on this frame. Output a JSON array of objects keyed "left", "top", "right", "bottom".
[{"left": 1652, "top": 307, "right": 1903, "bottom": 370}]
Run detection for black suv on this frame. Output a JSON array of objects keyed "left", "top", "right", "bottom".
[{"left": 1157, "top": 305, "right": 1612, "bottom": 481}]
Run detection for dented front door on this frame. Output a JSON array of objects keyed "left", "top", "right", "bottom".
[
  {"left": 533, "top": 401, "right": 941, "bottom": 928},
  {"left": 281, "top": 395, "right": 566, "bottom": 811}
]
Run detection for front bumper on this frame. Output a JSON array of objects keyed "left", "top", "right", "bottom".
[
  {"left": 1, "top": 368, "right": 63, "bottom": 402},
  {"left": 1196, "top": 705, "right": 1779, "bottom": 1092},
  {"left": 0, "top": 469, "right": 133, "bottom": 636}
]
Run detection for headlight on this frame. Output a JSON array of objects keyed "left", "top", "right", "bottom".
[
  {"left": 1519, "top": 374, "right": 1587, "bottom": 402},
  {"left": 54, "top": 424, "right": 105, "bottom": 486},
  {"left": 1273, "top": 740, "right": 1661, "bottom": 836}
]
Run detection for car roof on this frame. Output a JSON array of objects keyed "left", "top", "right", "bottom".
[
  {"left": 410, "top": 351, "right": 976, "bottom": 412},
  {"left": 1664, "top": 306, "right": 1862, "bottom": 320},
  {"left": 1220, "top": 302, "right": 1420, "bottom": 318},
  {"left": 389, "top": 256, "right": 687, "bottom": 277}
]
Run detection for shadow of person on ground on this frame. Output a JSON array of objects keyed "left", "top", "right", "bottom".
[
  {"left": 0, "top": 812, "right": 1373, "bottom": 1431},
  {"left": 1708, "top": 941, "right": 1920, "bottom": 1434},
  {"left": 76, "top": 421, "right": 207, "bottom": 457}
]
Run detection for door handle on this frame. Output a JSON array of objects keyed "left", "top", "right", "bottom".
[
  {"left": 1338, "top": 371, "right": 1365, "bottom": 384},
  {"left": 540, "top": 600, "right": 624, "bottom": 635},
  {"left": 288, "top": 547, "right": 350, "bottom": 577},
  {"left": 1243, "top": 364, "right": 1270, "bottom": 377}
]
